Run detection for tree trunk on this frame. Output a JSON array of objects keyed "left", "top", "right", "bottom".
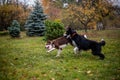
[
  {"left": 97, "top": 22, "right": 104, "bottom": 30},
  {"left": 84, "top": 24, "right": 88, "bottom": 33}
]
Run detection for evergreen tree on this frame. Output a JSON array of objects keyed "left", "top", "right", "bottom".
[
  {"left": 25, "top": 0, "right": 47, "bottom": 36},
  {"left": 8, "top": 20, "right": 20, "bottom": 38}
]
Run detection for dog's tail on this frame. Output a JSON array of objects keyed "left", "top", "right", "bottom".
[
  {"left": 99, "top": 39, "right": 106, "bottom": 46},
  {"left": 84, "top": 34, "right": 87, "bottom": 38}
]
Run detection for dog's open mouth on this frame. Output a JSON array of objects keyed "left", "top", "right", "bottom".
[
  {"left": 45, "top": 44, "right": 53, "bottom": 50},
  {"left": 45, "top": 45, "right": 50, "bottom": 50}
]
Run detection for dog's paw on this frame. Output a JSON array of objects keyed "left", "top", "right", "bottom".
[
  {"left": 55, "top": 55, "right": 60, "bottom": 57},
  {"left": 99, "top": 57, "right": 105, "bottom": 60},
  {"left": 47, "top": 51, "right": 49, "bottom": 53}
]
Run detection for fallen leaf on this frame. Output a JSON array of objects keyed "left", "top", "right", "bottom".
[
  {"left": 86, "top": 70, "right": 91, "bottom": 74},
  {"left": 51, "top": 78, "right": 55, "bottom": 80}
]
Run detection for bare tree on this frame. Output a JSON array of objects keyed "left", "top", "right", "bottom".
[{"left": 0, "top": 0, "right": 19, "bottom": 5}]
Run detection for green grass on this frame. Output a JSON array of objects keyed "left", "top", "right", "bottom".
[{"left": 0, "top": 30, "right": 120, "bottom": 80}]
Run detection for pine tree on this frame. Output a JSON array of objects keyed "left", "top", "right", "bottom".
[
  {"left": 8, "top": 20, "right": 20, "bottom": 38},
  {"left": 25, "top": 0, "right": 47, "bottom": 36}
]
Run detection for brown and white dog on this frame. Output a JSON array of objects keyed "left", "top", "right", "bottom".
[
  {"left": 45, "top": 35, "right": 87, "bottom": 57},
  {"left": 45, "top": 36, "right": 72, "bottom": 57}
]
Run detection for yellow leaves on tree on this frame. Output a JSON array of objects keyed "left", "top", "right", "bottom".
[
  {"left": 0, "top": 4, "right": 29, "bottom": 30},
  {"left": 41, "top": 0, "right": 50, "bottom": 13},
  {"left": 65, "top": 0, "right": 113, "bottom": 32},
  {"left": 66, "top": 2, "right": 95, "bottom": 32},
  {"left": 94, "top": 0, "right": 112, "bottom": 20},
  {"left": 41, "top": 0, "right": 62, "bottom": 20}
]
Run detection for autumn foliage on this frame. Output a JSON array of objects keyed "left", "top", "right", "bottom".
[
  {"left": 41, "top": 0, "right": 119, "bottom": 31},
  {"left": 0, "top": 0, "right": 119, "bottom": 31},
  {"left": 0, "top": 1, "right": 30, "bottom": 31}
]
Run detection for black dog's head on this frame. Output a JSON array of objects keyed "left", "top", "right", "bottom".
[
  {"left": 64, "top": 27, "right": 76, "bottom": 38},
  {"left": 66, "top": 27, "right": 75, "bottom": 35},
  {"left": 64, "top": 27, "right": 88, "bottom": 39}
]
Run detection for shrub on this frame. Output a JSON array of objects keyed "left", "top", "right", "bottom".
[
  {"left": 0, "top": 31, "right": 8, "bottom": 36},
  {"left": 8, "top": 20, "right": 20, "bottom": 38},
  {"left": 45, "top": 20, "right": 65, "bottom": 40}
]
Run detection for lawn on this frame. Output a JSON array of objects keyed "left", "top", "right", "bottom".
[{"left": 0, "top": 30, "right": 120, "bottom": 80}]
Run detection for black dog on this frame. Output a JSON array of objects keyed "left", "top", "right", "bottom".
[{"left": 65, "top": 27, "right": 106, "bottom": 60}]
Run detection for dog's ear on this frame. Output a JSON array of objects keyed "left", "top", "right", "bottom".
[
  {"left": 47, "top": 40, "right": 52, "bottom": 44},
  {"left": 65, "top": 26, "right": 69, "bottom": 30},
  {"left": 66, "top": 26, "right": 72, "bottom": 31}
]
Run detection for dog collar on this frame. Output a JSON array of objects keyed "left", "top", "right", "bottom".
[{"left": 71, "top": 32, "right": 77, "bottom": 38}]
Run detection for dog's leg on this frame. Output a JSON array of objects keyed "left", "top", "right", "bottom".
[
  {"left": 92, "top": 51, "right": 105, "bottom": 60},
  {"left": 78, "top": 50, "right": 82, "bottom": 56},
  {"left": 74, "top": 47, "right": 79, "bottom": 54},
  {"left": 47, "top": 48, "right": 55, "bottom": 53},
  {"left": 56, "top": 49, "right": 62, "bottom": 57},
  {"left": 98, "top": 53, "right": 105, "bottom": 60}
]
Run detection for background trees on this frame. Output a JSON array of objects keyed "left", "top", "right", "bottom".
[
  {"left": 0, "top": 0, "right": 120, "bottom": 32},
  {"left": 63, "top": 0, "right": 114, "bottom": 32},
  {"left": 41, "top": 0, "right": 62, "bottom": 20},
  {"left": 24, "top": 0, "right": 47, "bottom": 36},
  {"left": 41, "top": 0, "right": 120, "bottom": 31},
  {"left": 0, "top": 0, "right": 30, "bottom": 31},
  {"left": 66, "top": 2, "right": 96, "bottom": 32}
]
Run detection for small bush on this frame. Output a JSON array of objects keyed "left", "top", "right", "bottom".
[
  {"left": 45, "top": 20, "right": 65, "bottom": 40},
  {"left": 0, "top": 31, "right": 8, "bottom": 36},
  {"left": 8, "top": 20, "right": 20, "bottom": 38}
]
